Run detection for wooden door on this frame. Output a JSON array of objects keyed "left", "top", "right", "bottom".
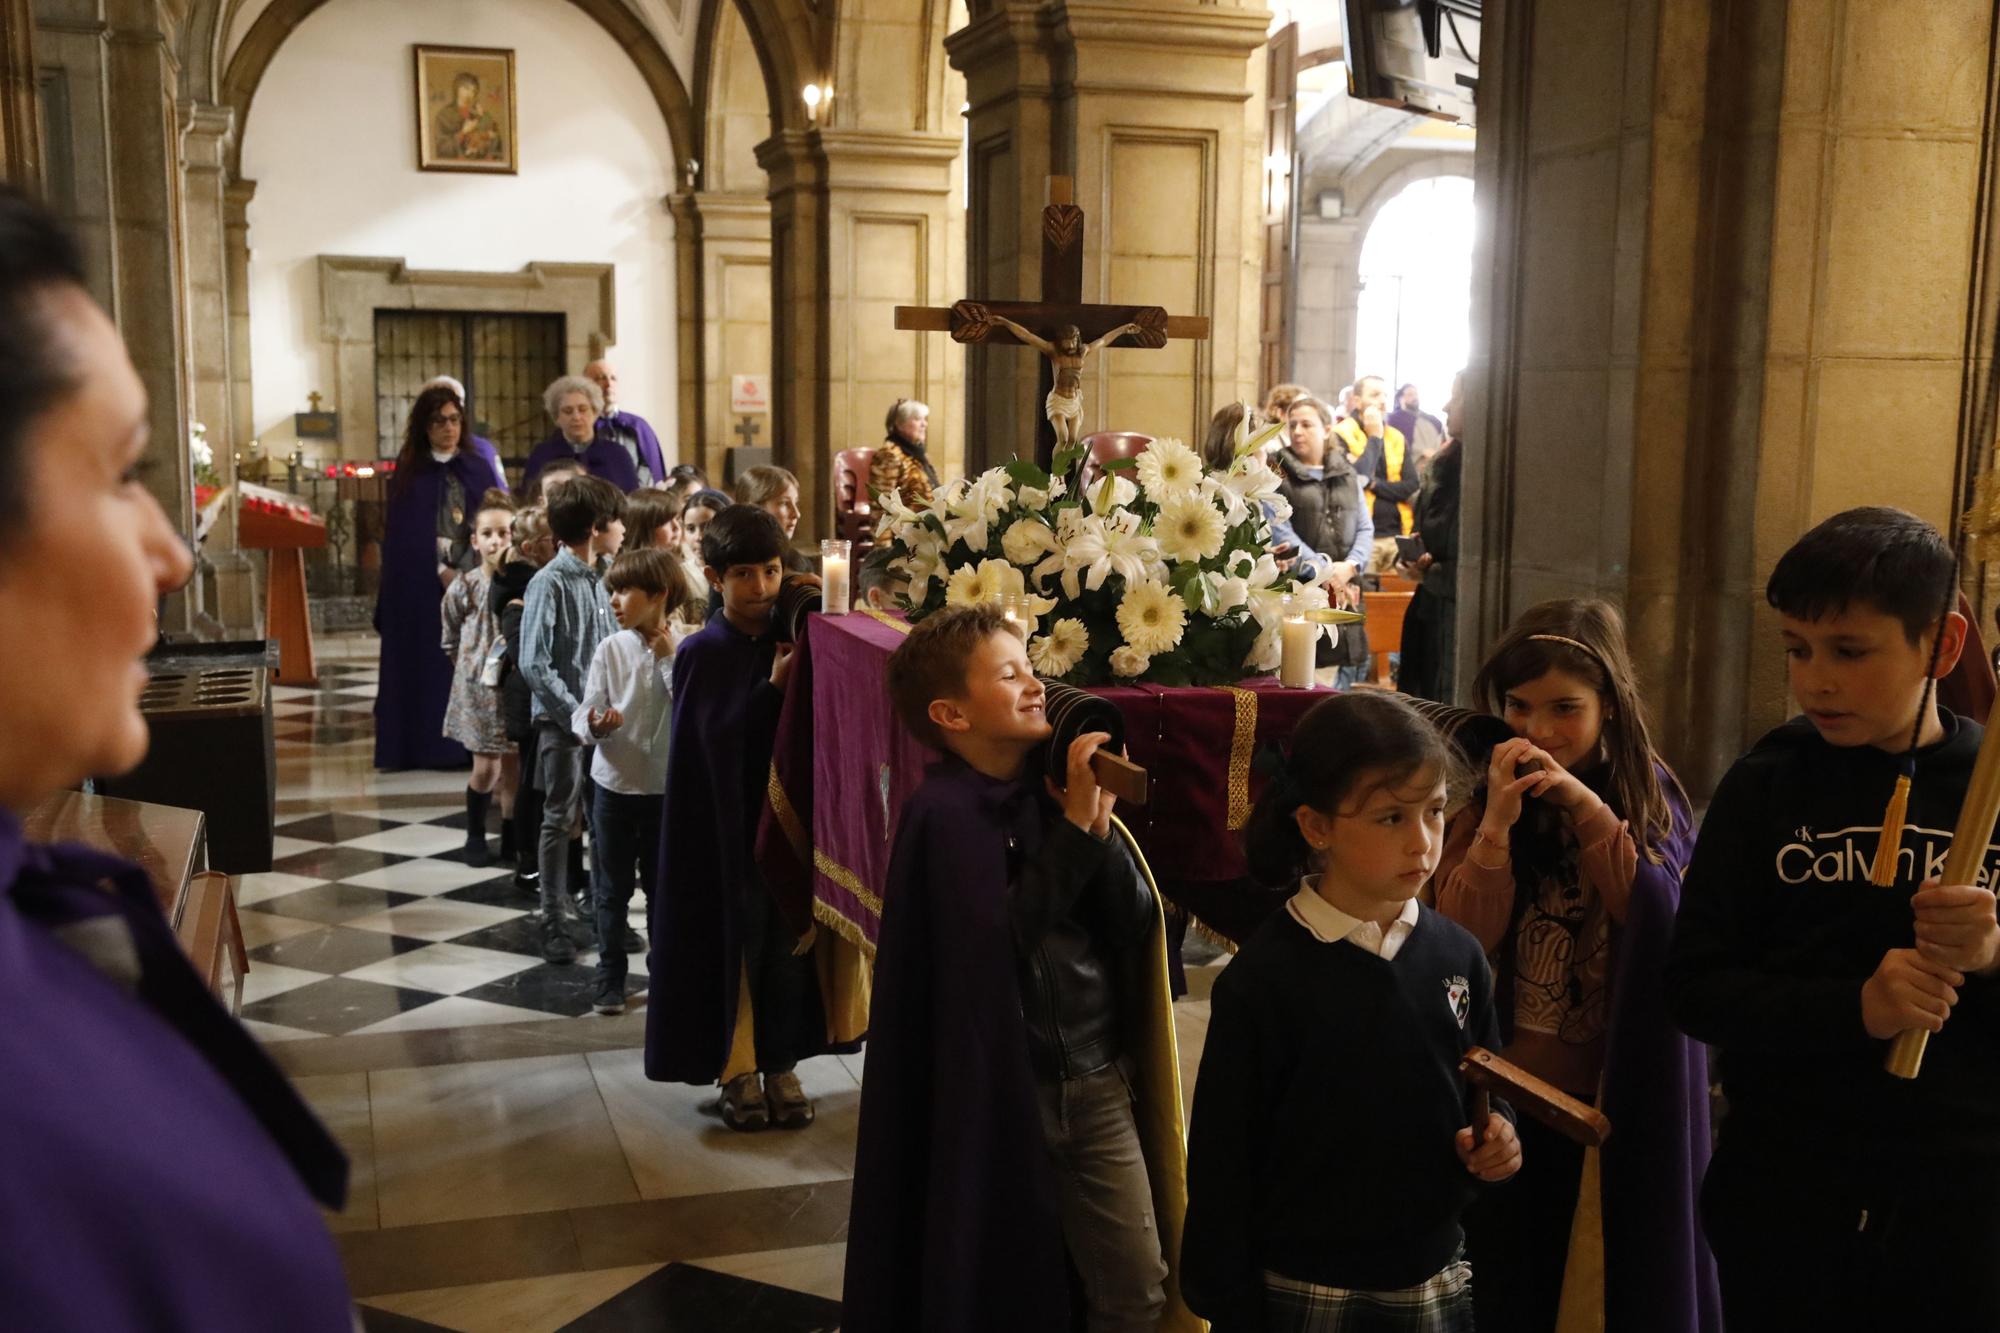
[{"left": 1260, "top": 22, "right": 1299, "bottom": 395}]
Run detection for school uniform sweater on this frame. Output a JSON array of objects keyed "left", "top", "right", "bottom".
[
  {"left": 1181, "top": 901, "right": 1507, "bottom": 1324},
  {"left": 1668, "top": 712, "right": 2000, "bottom": 1165}
]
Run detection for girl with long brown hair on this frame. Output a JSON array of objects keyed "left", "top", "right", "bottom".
[{"left": 1432, "top": 598, "right": 1719, "bottom": 1333}]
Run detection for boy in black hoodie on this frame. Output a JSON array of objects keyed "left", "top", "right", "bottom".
[{"left": 1667, "top": 506, "right": 2000, "bottom": 1329}]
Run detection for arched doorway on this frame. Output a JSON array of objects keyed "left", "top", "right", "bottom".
[{"left": 1354, "top": 174, "right": 1474, "bottom": 412}]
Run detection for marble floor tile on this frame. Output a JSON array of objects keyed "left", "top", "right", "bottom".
[
  {"left": 369, "top": 1053, "right": 641, "bottom": 1228},
  {"left": 378, "top": 804, "right": 470, "bottom": 825},
  {"left": 587, "top": 1051, "right": 859, "bottom": 1201},
  {"left": 344, "top": 900, "right": 526, "bottom": 943},
  {"left": 271, "top": 844, "right": 412, "bottom": 882},
  {"left": 343, "top": 824, "right": 471, "bottom": 858},
  {"left": 240, "top": 960, "right": 335, "bottom": 1006},
  {"left": 293, "top": 1071, "right": 379, "bottom": 1232},
  {"left": 272, "top": 685, "right": 316, "bottom": 701},
  {"left": 235, "top": 870, "right": 334, "bottom": 906},
  {"left": 337, "top": 1208, "right": 584, "bottom": 1298},
  {"left": 240, "top": 976, "right": 444, "bottom": 1037},
  {"left": 441, "top": 875, "right": 543, "bottom": 910},
  {"left": 687, "top": 1243, "right": 847, "bottom": 1303},
  {"left": 241, "top": 1017, "right": 327, "bottom": 1043},
  {"left": 460, "top": 962, "right": 642, "bottom": 1019},
  {"left": 342, "top": 859, "right": 510, "bottom": 897},
  {"left": 250, "top": 924, "right": 430, "bottom": 975},
  {"left": 363, "top": 1264, "right": 665, "bottom": 1333},
  {"left": 449, "top": 914, "right": 595, "bottom": 960},
  {"left": 257, "top": 881, "right": 422, "bottom": 926},
  {"left": 345, "top": 942, "right": 542, "bottom": 995},
  {"left": 236, "top": 908, "right": 325, "bottom": 951},
  {"left": 270, "top": 834, "right": 332, "bottom": 859},
  {"left": 562, "top": 1261, "right": 840, "bottom": 1332},
  {"left": 351, "top": 996, "right": 566, "bottom": 1036},
  {"left": 282, "top": 811, "right": 403, "bottom": 843}
]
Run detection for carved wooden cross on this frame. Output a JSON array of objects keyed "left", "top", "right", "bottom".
[{"left": 895, "top": 176, "right": 1209, "bottom": 468}]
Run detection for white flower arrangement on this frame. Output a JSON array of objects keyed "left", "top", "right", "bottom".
[{"left": 875, "top": 423, "right": 1336, "bottom": 687}]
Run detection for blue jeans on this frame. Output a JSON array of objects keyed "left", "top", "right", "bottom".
[{"left": 591, "top": 786, "right": 660, "bottom": 988}]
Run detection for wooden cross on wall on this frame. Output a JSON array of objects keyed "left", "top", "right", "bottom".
[{"left": 895, "top": 176, "right": 1210, "bottom": 469}]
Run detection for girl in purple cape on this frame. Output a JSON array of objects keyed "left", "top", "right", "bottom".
[
  {"left": 375, "top": 383, "right": 497, "bottom": 770},
  {"left": 0, "top": 184, "right": 355, "bottom": 1330},
  {"left": 1433, "top": 599, "right": 1722, "bottom": 1332}
]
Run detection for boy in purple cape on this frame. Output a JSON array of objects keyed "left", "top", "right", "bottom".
[
  {"left": 646, "top": 504, "right": 829, "bottom": 1130},
  {"left": 844, "top": 605, "right": 1198, "bottom": 1332},
  {"left": 375, "top": 382, "right": 502, "bottom": 770}
]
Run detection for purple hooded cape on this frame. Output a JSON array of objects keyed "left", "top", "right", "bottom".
[
  {"left": 841, "top": 756, "right": 1074, "bottom": 1332},
  {"left": 467, "top": 434, "right": 509, "bottom": 492},
  {"left": 523, "top": 409, "right": 667, "bottom": 494},
  {"left": 0, "top": 810, "right": 354, "bottom": 1330},
  {"left": 645, "top": 615, "right": 830, "bottom": 1083},
  {"left": 373, "top": 449, "right": 491, "bottom": 770}
]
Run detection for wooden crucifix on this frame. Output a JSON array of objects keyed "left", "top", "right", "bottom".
[{"left": 896, "top": 176, "right": 1209, "bottom": 469}]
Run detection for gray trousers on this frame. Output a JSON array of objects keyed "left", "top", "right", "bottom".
[
  {"left": 535, "top": 720, "right": 587, "bottom": 917},
  {"left": 1034, "top": 1060, "right": 1169, "bottom": 1333}
]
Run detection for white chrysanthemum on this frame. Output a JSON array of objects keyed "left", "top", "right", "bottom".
[
  {"left": 1002, "top": 517, "right": 1057, "bottom": 567},
  {"left": 1133, "top": 437, "right": 1204, "bottom": 500},
  {"left": 1156, "top": 493, "right": 1228, "bottom": 564},
  {"left": 1029, "top": 618, "right": 1089, "bottom": 677},
  {"left": 1116, "top": 578, "right": 1188, "bottom": 658},
  {"left": 945, "top": 559, "right": 1009, "bottom": 607},
  {"left": 1108, "top": 644, "right": 1151, "bottom": 678}
]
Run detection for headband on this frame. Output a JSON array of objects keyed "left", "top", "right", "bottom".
[{"left": 1527, "top": 633, "right": 1599, "bottom": 662}]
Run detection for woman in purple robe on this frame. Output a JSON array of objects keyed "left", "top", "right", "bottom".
[
  {"left": 374, "top": 384, "right": 494, "bottom": 770},
  {"left": 0, "top": 183, "right": 356, "bottom": 1330}
]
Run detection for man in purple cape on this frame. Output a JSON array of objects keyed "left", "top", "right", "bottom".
[
  {"left": 0, "top": 812, "right": 356, "bottom": 1330},
  {"left": 374, "top": 391, "right": 497, "bottom": 770}
]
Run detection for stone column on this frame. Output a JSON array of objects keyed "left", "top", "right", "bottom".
[
  {"left": 1, "top": 0, "right": 39, "bottom": 184},
  {"left": 671, "top": 189, "right": 773, "bottom": 484},
  {"left": 180, "top": 103, "right": 235, "bottom": 549},
  {"left": 224, "top": 178, "right": 255, "bottom": 462},
  {"left": 948, "top": 0, "right": 1269, "bottom": 470},
  {"left": 758, "top": 126, "right": 964, "bottom": 539},
  {"left": 1292, "top": 215, "right": 1362, "bottom": 397}
]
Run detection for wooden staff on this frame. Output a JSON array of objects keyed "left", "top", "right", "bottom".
[{"left": 1885, "top": 715, "right": 2000, "bottom": 1077}]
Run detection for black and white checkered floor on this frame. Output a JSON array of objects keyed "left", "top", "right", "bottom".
[{"left": 241, "top": 654, "right": 649, "bottom": 1042}]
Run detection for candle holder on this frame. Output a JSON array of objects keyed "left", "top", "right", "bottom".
[
  {"left": 820, "top": 538, "right": 851, "bottom": 615},
  {"left": 1279, "top": 594, "right": 1316, "bottom": 689},
  {"left": 996, "top": 590, "right": 1029, "bottom": 637}
]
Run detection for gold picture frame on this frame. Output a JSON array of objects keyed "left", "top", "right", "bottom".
[{"left": 414, "top": 45, "right": 518, "bottom": 174}]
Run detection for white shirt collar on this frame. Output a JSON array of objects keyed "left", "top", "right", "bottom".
[{"left": 1287, "top": 880, "right": 1420, "bottom": 959}]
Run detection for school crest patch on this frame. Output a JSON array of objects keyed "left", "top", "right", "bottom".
[{"left": 1445, "top": 976, "right": 1471, "bottom": 1029}]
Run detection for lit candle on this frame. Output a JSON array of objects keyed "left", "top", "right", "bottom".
[
  {"left": 1280, "top": 595, "right": 1316, "bottom": 689},
  {"left": 820, "top": 538, "right": 851, "bottom": 614}
]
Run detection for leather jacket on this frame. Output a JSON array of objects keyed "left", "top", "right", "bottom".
[{"left": 1007, "top": 808, "right": 1158, "bottom": 1083}]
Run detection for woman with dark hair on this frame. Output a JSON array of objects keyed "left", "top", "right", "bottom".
[
  {"left": 0, "top": 185, "right": 356, "bottom": 1328},
  {"left": 375, "top": 382, "right": 495, "bottom": 769}
]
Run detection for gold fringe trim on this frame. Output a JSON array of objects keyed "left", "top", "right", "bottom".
[
  {"left": 1212, "top": 684, "right": 1258, "bottom": 830},
  {"left": 812, "top": 894, "right": 879, "bottom": 959},
  {"left": 813, "top": 848, "right": 886, "bottom": 917},
  {"left": 766, "top": 763, "right": 811, "bottom": 863},
  {"left": 1870, "top": 773, "right": 1912, "bottom": 887},
  {"left": 1190, "top": 912, "right": 1241, "bottom": 955},
  {"left": 859, "top": 607, "right": 912, "bottom": 635}
]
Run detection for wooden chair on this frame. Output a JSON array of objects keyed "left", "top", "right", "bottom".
[
  {"left": 1362, "top": 588, "right": 1415, "bottom": 687},
  {"left": 1077, "top": 431, "right": 1154, "bottom": 490},
  {"left": 183, "top": 871, "right": 249, "bottom": 1014},
  {"left": 1378, "top": 572, "right": 1418, "bottom": 594},
  {"left": 833, "top": 446, "right": 877, "bottom": 555}
]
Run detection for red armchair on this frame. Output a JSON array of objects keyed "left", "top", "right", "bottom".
[{"left": 834, "top": 446, "right": 877, "bottom": 556}]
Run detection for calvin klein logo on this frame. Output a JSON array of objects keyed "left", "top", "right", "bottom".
[{"left": 1773, "top": 823, "right": 2000, "bottom": 887}]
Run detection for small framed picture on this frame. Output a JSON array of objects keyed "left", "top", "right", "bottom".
[{"left": 414, "top": 45, "right": 517, "bottom": 174}]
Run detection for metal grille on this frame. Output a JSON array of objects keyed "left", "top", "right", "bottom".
[{"left": 374, "top": 310, "right": 567, "bottom": 469}]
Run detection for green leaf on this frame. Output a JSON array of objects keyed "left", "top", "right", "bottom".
[
  {"left": 1051, "top": 443, "right": 1085, "bottom": 480},
  {"left": 1099, "top": 457, "right": 1138, "bottom": 473},
  {"left": 1003, "top": 457, "right": 1051, "bottom": 491}
]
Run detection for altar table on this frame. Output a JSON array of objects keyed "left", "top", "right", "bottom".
[{"left": 757, "top": 609, "right": 1334, "bottom": 963}]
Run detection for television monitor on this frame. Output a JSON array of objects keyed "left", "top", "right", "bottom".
[{"left": 1341, "top": 0, "right": 1480, "bottom": 127}]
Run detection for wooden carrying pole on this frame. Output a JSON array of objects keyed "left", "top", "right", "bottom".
[{"left": 1886, "top": 718, "right": 2000, "bottom": 1077}]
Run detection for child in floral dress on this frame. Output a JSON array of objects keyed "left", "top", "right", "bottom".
[{"left": 443, "top": 488, "right": 518, "bottom": 865}]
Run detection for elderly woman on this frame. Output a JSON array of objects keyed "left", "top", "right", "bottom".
[
  {"left": 870, "top": 398, "right": 939, "bottom": 508},
  {"left": 0, "top": 186, "right": 355, "bottom": 1326},
  {"left": 375, "top": 382, "right": 495, "bottom": 770},
  {"left": 524, "top": 372, "right": 662, "bottom": 494}
]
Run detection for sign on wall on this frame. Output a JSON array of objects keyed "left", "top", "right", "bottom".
[{"left": 730, "top": 374, "right": 770, "bottom": 415}]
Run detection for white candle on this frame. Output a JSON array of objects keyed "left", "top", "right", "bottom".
[
  {"left": 820, "top": 539, "right": 851, "bottom": 614},
  {"left": 1280, "top": 608, "right": 1315, "bottom": 689}
]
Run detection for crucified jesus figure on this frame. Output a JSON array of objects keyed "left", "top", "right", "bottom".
[{"left": 966, "top": 306, "right": 1143, "bottom": 450}]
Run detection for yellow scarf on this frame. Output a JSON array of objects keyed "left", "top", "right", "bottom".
[{"left": 1336, "top": 417, "right": 1412, "bottom": 536}]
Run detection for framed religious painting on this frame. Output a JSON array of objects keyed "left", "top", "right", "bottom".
[{"left": 414, "top": 45, "right": 518, "bottom": 174}]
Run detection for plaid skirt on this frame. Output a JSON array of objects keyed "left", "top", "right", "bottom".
[{"left": 1258, "top": 1255, "right": 1474, "bottom": 1333}]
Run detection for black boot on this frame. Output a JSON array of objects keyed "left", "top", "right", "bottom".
[
  {"left": 463, "top": 787, "right": 493, "bottom": 866},
  {"left": 498, "top": 815, "right": 517, "bottom": 862},
  {"left": 513, "top": 784, "right": 543, "bottom": 892}
]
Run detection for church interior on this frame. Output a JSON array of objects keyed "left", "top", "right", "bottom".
[{"left": 5, "top": 0, "right": 2000, "bottom": 1329}]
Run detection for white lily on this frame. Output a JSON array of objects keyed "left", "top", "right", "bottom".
[
  {"left": 1219, "top": 453, "right": 1291, "bottom": 526},
  {"left": 1201, "top": 572, "right": 1252, "bottom": 618},
  {"left": 1087, "top": 473, "right": 1139, "bottom": 516},
  {"left": 1037, "top": 507, "right": 1161, "bottom": 599},
  {"left": 941, "top": 469, "right": 1013, "bottom": 553}
]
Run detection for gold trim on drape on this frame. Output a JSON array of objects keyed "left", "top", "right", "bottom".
[{"left": 1212, "top": 685, "right": 1258, "bottom": 830}]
